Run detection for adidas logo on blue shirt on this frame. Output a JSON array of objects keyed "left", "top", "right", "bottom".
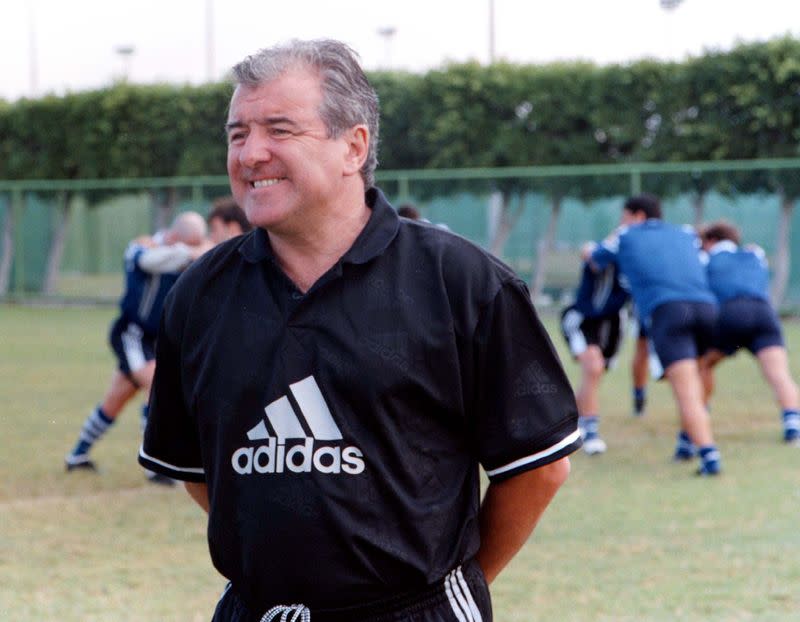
[{"left": 231, "top": 376, "right": 366, "bottom": 476}]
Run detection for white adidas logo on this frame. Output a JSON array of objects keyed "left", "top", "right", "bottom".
[{"left": 231, "top": 376, "right": 365, "bottom": 476}]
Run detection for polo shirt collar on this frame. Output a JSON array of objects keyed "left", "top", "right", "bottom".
[{"left": 239, "top": 187, "right": 399, "bottom": 266}]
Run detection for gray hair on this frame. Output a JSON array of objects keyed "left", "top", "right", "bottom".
[{"left": 231, "top": 39, "right": 380, "bottom": 188}]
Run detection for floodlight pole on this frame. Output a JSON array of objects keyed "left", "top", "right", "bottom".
[
  {"left": 205, "top": 0, "right": 215, "bottom": 81},
  {"left": 377, "top": 26, "right": 397, "bottom": 70},
  {"left": 488, "top": 0, "right": 496, "bottom": 64},
  {"left": 114, "top": 45, "right": 136, "bottom": 83},
  {"left": 28, "top": 0, "right": 39, "bottom": 96}
]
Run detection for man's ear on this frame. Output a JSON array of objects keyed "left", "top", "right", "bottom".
[{"left": 342, "top": 125, "right": 369, "bottom": 177}]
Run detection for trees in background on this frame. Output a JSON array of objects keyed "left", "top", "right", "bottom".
[{"left": 2, "top": 37, "right": 798, "bottom": 180}]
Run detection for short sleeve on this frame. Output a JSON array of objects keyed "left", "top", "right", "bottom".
[
  {"left": 138, "top": 288, "right": 206, "bottom": 482},
  {"left": 473, "top": 279, "right": 581, "bottom": 482}
]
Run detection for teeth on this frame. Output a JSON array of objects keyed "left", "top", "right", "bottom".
[{"left": 252, "top": 178, "right": 282, "bottom": 188}]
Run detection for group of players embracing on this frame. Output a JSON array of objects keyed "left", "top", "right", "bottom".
[{"left": 561, "top": 193, "right": 799, "bottom": 476}]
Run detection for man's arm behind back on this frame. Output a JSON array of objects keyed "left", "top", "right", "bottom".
[{"left": 476, "top": 457, "right": 571, "bottom": 584}]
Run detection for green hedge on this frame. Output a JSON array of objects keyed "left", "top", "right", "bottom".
[{"left": 1, "top": 37, "right": 798, "bottom": 182}]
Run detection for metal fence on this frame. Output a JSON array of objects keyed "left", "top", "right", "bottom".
[{"left": 2, "top": 158, "right": 799, "bottom": 308}]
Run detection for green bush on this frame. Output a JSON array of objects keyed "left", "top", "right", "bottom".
[{"left": 0, "top": 37, "right": 798, "bottom": 181}]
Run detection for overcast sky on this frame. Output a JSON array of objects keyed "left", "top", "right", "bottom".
[{"left": 2, "top": 0, "right": 799, "bottom": 101}]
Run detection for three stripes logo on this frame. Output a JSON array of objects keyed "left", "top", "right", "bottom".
[
  {"left": 231, "top": 376, "right": 365, "bottom": 476},
  {"left": 444, "top": 567, "right": 484, "bottom": 622}
]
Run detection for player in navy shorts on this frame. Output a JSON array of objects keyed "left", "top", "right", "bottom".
[
  {"left": 699, "top": 220, "right": 800, "bottom": 445},
  {"left": 591, "top": 194, "right": 722, "bottom": 475},
  {"left": 65, "top": 212, "right": 210, "bottom": 478},
  {"left": 561, "top": 242, "right": 630, "bottom": 454}
]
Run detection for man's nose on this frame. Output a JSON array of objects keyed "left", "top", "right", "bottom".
[{"left": 238, "top": 132, "right": 272, "bottom": 168}]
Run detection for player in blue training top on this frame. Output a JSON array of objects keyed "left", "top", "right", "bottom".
[
  {"left": 699, "top": 220, "right": 800, "bottom": 445},
  {"left": 591, "top": 194, "right": 722, "bottom": 476},
  {"left": 65, "top": 212, "right": 211, "bottom": 481},
  {"left": 561, "top": 242, "right": 638, "bottom": 454}
]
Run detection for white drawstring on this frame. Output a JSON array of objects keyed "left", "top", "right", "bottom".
[{"left": 259, "top": 604, "right": 311, "bottom": 622}]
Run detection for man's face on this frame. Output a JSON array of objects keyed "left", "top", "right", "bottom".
[{"left": 225, "top": 67, "right": 352, "bottom": 233}]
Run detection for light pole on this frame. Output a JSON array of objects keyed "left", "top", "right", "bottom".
[
  {"left": 27, "top": 0, "right": 39, "bottom": 96},
  {"left": 377, "top": 26, "right": 397, "bottom": 70},
  {"left": 114, "top": 45, "right": 136, "bottom": 83},
  {"left": 205, "top": 0, "right": 215, "bottom": 81},
  {"left": 488, "top": 0, "right": 496, "bottom": 64}
]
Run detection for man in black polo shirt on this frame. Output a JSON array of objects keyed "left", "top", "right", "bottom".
[{"left": 139, "top": 39, "right": 581, "bottom": 622}]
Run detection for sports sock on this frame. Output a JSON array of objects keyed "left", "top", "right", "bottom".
[
  {"left": 579, "top": 415, "right": 600, "bottom": 437},
  {"left": 782, "top": 409, "right": 800, "bottom": 440},
  {"left": 698, "top": 445, "right": 721, "bottom": 475},
  {"left": 633, "top": 387, "right": 646, "bottom": 414},
  {"left": 673, "top": 429, "right": 696, "bottom": 460},
  {"left": 70, "top": 406, "right": 115, "bottom": 457}
]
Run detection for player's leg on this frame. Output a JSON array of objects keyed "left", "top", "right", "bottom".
[
  {"left": 691, "top": 349, "right": 726, "bottom": 462},
  {"left": 130, "top": 359, "right": 156, "bottom": 431},
  {"left": 740, "top": 300, "right": 800, "bottom": 444},
  {"left": 755, "top": 345, "right": 800, "bottom": 443},
  {"left": 119, "top": 321, "right": 155, "bottom": 433},
  {"left": 698, "top": 349, "right": 725, "bottom": 406},
  {"left": 665, "top": 359, "right": 713, "bottom": 446},
  {"left": 562, "top": 307, "right": 609, "bottom": 455},
  {"left": 65, "top": 370, "right": 138, "bottom": 471},
  {"left": 664, "top": 359, "right": 720, "bottom": 474},
  {"left": 632, "top": 336, "right": 649, "bottom": 416},
  {"left": 576, "top": 345, "right": 607, "bottom": 455},
  {"left": 756, "top": 345, "right": 799, "bottom": 408},
  {"left": 651, "top": 302, "right": 721, "bottom": 475}
]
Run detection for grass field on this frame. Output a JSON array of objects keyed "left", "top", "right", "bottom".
[{"left": 1, "top": 304, "right": 798, "bottom": 621}]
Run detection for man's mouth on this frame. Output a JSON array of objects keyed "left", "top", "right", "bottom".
[{"left": 251, "top": 178, "right": 284, "bottom": 189}]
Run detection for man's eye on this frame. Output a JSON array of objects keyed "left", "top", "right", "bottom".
[
  {"left": 228, "top": 132, "right": 245, "bottom": 144},
  {"left": 271, "top": 128, "right": 291, "bottom": 136}
]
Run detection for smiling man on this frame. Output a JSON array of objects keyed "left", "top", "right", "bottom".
[{"left": 139, "top": 39, "right": 581, "bottom": 622}]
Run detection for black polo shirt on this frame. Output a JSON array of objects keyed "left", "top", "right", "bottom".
[{"left": 139, "top": 188, "right": 580, "bottom": 612}]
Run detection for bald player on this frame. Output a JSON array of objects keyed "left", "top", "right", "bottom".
[{"left": 65, "top": 212, "right": 212, "bottom": 483}]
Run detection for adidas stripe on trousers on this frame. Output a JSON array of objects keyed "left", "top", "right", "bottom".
[{"left": 211, "top": 559, "right": 492, "bottom": 622}]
